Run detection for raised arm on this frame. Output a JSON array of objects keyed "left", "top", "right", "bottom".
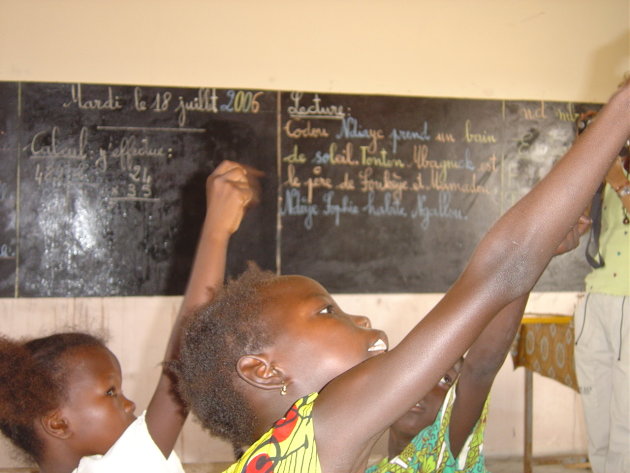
[
  {"left": 449, "top": 214, "right": 590, "bottom": 455},
  {"left": 315, "top": 81, "right": 630, "bottom": 472},
  {"left": 146, "top": 160, "right": 260, "bottom": 456}
]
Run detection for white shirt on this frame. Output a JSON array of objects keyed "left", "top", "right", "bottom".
[{"left": 74, "top": 411, "right": 185, "bottom": 473}]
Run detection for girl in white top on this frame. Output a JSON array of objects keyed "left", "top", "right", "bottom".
[{"left": 0, "top": 160, "right": 259, "bottom": 473}]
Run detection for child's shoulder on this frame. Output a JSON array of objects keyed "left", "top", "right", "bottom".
[
  {"left": 75, "top": 411, "right": 184, "bottom": 473},
  {"left": 224, "top": 393, "right": 321, "bottom": 473}
]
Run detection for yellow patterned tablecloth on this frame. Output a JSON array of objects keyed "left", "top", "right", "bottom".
[{"left": 511, "top": 314, "right": 579, "bottom": 392}]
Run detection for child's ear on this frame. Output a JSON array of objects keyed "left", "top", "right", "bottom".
[
  {"left": 237, "top": 355, "right": 284, "bottom": 391},
  {"left": 40, "top": 410, "right": 71, "bottom": 439}
]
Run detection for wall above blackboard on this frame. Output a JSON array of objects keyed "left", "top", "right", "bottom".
[{"left": 0, "top": 82, "right": 601, "bottom": 297}]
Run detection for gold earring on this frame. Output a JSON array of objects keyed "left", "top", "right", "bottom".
[{"left": 272, "top": 368, "right": 288, "bottom": 396}]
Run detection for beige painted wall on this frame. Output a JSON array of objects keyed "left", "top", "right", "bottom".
[{"left": 0, "top": 0, "right": 628, "bottom": 468}]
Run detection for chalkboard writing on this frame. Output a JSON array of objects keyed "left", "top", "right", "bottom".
[
  {"left": 0, "top": 82, "right": 278, "bottom": 297},
  {"left": 0, "top": 82, "right": 601, "bottom": 296},
  {"left": 278, "top": 92, "right": 601, "bottom": 292}
]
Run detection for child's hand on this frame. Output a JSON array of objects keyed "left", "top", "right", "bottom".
[
  {"left": 553, "top": 215, "right": 591, "bottom": 256},
  {"left": 205, "top": 160, "right": 263, "bottom": 237}
]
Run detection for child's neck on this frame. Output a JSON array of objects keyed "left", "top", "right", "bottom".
[
  {"left": 388, "top": 430, "right": 414, "bottom": 459},
  {"left": 250, "top": 393, "right": 295, "bottom": 440},
  {"left": 37, "top": 445, "right": 82, "bottom": 473},
  {"left": 37, "top": 459, "right": 78, "bottom": 473}
]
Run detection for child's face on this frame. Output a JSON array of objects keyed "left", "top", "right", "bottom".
[
  {"left": 260, "top": 275, "right": 388, "bottom": 397},
  {"left": 58, "top": 345, "right": 136, "bottom": 456},
  {"left": 390, "top": 360, "right": 462, "bottom": 439}
]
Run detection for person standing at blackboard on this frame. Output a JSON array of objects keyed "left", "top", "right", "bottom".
[
  {"left": 0, "top": 161, "right": 259, "bottom": 472},
  {"left": 174, "top": 80, "right": 630, "bottom": 473},
  {"left": 573, "top": 109, "right": 630, "bottom": 473}
]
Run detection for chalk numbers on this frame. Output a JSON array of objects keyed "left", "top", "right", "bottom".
[
  {"left": 34, "top": 162, "right": 89, "bottom": 186},
  {"left": 135, "top": 87, "right": 263, "bottom": 114},
  {"left": 221, "top": 90, "right": 263, "bottom": 113},
  {"left": 0, "top": 244, "right": 14, "bottom": 258},
  {"left": 151, "top": 91, "right": 172, "bottom": 112},
  {"left": 125, "top": 182, "right": 152, "bottom": 199},
  {"left": 134, "top": 88, "right": 173, "bottom": 112},
  {"left": 125, "top": 165, "right": 153, "bottom": 198}
]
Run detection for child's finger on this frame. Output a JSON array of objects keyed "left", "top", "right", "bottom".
[
  {"left": 553, "top": 220, "right": 584, "bottom": 255},
  {"left": 576, "top": 215, "right": 592, "bottom": 236},
  {"left": 225, "top": 166, "right": 262, "bottom": 207},
  {"left": 240, "top": 163, "right": 266, "bottom": 178},
  {"left": 212, "top": 160, "right": 243, "bottom": 176},
  {"left": 217, "top": 162, "right": 264, "bottom": 180},
  {"left": 227, "top": 180, "right": 258, "bottom": 207},
  {"left": 218, "top": 164, "right": 249, "bottom": 182},
  {"left": 240, "top": 165, "right": 263, "bottom": 206}
]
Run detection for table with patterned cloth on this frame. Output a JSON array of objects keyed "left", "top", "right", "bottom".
[
  {"left": 510, "top": 314, "right": 584, "bottom": 473},
  {"left": 511, "top": 314, "right": 578, "bottom": 392}
]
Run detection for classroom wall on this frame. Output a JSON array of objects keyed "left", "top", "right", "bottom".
[{"left": 0, "top": 0, "right": 628, "bottom": 468}]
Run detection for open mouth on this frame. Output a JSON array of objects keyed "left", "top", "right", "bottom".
[
  {"left": 410, "top": 402, "right": 426, "bottom": 413},
  {"left": 367, "top": 338, "right": 388, "bottom": 352}
]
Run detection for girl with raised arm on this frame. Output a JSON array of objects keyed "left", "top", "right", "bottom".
[{"left": 176, "top": 81, "right": 630, "bottom": 473}]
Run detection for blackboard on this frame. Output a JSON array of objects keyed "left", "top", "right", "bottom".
[
  {"left": 0, "top": 82, "right": 278, "bottom": 297},
  {"left": 0, "top": 82, "right": 601, "bottom": 297}
]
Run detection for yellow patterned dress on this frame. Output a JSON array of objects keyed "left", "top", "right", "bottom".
[
  {"left": 366, "top": 385, "right": 489, "bottom": 473},
  {"left": 223, "top": 393, "right": 321, "bottom": 473}
]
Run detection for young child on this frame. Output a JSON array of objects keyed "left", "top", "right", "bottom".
[
  {"left": 366, "top": 222, "right": 589, "bottom": 473},
  {"left": 176, "top": 80, "right": 630, "bottom": 473},
  {"left": 0, "top": 160, "right": 259, "bottom": 473},
  {"left": 368, "top": 359, "right": 465, "bottom": 472}
]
